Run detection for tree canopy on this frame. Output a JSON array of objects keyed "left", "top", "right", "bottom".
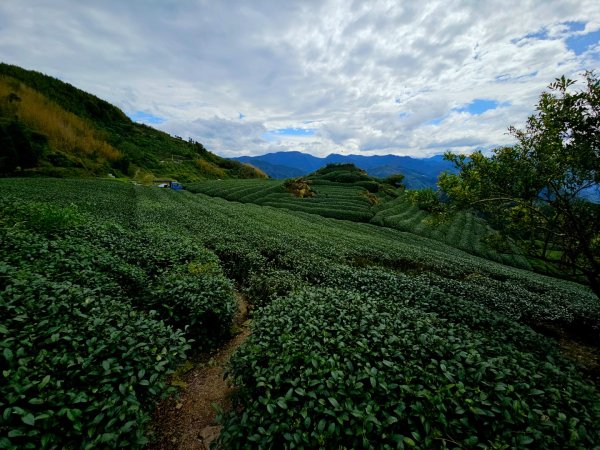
[{"left": 439, "top": 72, "right": 600, "bottom": 297}]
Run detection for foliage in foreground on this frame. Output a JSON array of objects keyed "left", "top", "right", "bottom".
[
  {"left": 1, "top": 179, "right": 599, "bottom": 448},
  {"left": 220, "top": 288, "right": 600, "bottom": 449},
  {"left": 0, "top": 199, "right": 236, "bottom": 449}
]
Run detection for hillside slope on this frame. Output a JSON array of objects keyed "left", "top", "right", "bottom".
[
  {"left": 186, "top": 163, "right": 395, "bottom": 223},
  {"left": 0, "top": 63, "right": 264, "bottom": 181}
]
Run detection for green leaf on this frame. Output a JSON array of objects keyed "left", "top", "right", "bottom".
[
  {"left": 39, "top": 374, "right": 51, "bottom": 389},
  {"left": 465, "top": 436, "right": 478, "bottom": 445},
  {"left": 518, "top": 435, "right": 534, "bottom": 445},
  {"left": 100, "top": 433, "right": 117, "bottom": 443},
  {"left": 3, "top": 348, "right": 13, "bottom": 362},
  {"left": 328, "top": 397, "right": 340, "bottom": 409},
  {"left": 403, "top": 436, "right": 416, "bottom": 447},
  {"left": 21, "top": 413, "right": 35, "bottom": 426},
  {"left": 318, "top": 419, "right": 326, "bottom": 433}
]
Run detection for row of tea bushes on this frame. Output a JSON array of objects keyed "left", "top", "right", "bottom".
[
  {"left": 219, "top": 288, "right": 600, "bottom": 449},
  {"left": 0, "top": 198, "right": 236, "bottom": 448}
]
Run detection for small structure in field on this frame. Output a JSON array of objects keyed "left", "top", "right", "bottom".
[{"left": 154, "top": 179, "right": 183, "bottom": 190}]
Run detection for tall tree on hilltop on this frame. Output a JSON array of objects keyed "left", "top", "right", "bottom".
[{"left": 439, "top": 72, "right": 600, "bottom": 297}]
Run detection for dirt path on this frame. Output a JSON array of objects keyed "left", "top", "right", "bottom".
[{"left": 147, "top": 295, "right": 250, "bottom": 450}]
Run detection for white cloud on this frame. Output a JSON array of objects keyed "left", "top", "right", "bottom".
[{"left": 0, "top": 0, "right": 598, "bottom": 157}]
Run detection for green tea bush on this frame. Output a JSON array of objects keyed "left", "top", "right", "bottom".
[
  {"left": 245, "top": 269, "right": 305, "bottom": 308},
  {"left": 2, "top": 179, "right": 599, "bottom": 448},
  {"left": 371, "top": 194, "right": 531, "bottom": 269},
  {"left": 0, "top": 198, "right": 238, "bottom": 447},
  {"left": 354, "top": 180, "right": 380, "bottom": 192},
  {"left": 0, "top": 199, "right": 84, "bottom": 234},
  {"left": 220, "top": 288, "right": 600, "bottom": 449},
  {"left": 211, "top": 242, "right": 267, "bottom": 285},
  {"left": 150, "top": 265, "right": 236, "bottom": 348},
  {"left": 0, "top": 264, "right": 189, "bottom": 449}
]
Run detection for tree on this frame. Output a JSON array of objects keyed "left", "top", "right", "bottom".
[
  {"left": 439, "top": 72, "right": 600, "bottom": 297},
  {"left": 383, "top": 173, "right": 406, "bottom": 189},
  {"left": 0, "top": 119, "right": 44, "bottom": 173}
]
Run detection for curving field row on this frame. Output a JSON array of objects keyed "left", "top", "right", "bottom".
[
  {"left": 372, "top": 195, "right": 531, "bottom": 269},
  {"left": 187, "top": 179, "right": 375, "bottom": 222}
]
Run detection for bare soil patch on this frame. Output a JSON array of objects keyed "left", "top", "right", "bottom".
[{"left": 147, "top": 295, "right": 250, "bottom": 450}]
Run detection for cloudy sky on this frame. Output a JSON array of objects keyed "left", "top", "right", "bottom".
[{"left": 1, "top": 1, "right": 599, "bottom": 158}]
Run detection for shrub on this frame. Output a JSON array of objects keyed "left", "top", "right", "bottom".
[
  {"left": 0, "top": 264, "right": 189, "bottom": 449},
  {"left": 407, "top": 188, "right": 445, "bottom": 213},
  {"left": 219, "top": 288, "right": 600, "bottom": 449},
  {"left": 245, "top": 269, "right": 304, "bottom": 308},
  {"left": 149, "top": 266, "right": 236, "bottom": 348},
  {"left": 0, "top": 198, "right": 239, "bottom": 447}
]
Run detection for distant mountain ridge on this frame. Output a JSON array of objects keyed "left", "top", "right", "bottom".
[{"left": 234, "top": 151, "right": 457, "bottom": 189}]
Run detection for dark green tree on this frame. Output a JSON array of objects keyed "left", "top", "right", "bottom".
[
  {"left": 383, "top": 173, "right": 405, "bottom": 189},
  {"left": 0, "top": 120, "right": 45, "bottom": 173},
  {"left": 439, "top": 72, "right": 600, "bottom": 297}
]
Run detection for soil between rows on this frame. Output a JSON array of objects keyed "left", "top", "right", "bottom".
[{"left": 147, "top": 295, "right": 250, "bottom": 450}]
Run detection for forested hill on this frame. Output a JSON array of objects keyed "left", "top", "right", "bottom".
[{"left": 0, "top": 63, "right": 265, "bottom": 181}]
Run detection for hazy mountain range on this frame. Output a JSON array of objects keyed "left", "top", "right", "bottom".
[{"left": 233, "top": 151, "right": 457, "bottom": 189}]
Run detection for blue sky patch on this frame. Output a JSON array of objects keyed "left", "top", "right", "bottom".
[
  {"left": 566, "top": 29, "right": 600, "bottom": 55},
  {"left": 426, "top": 116, "right": 444, "bottom": 126},
  {"left": 565, "top": 21, "right": 586, "bottom": 33},
  {"left": 457, "top": 99, "right": 506, "bottom": 115},
  {"left": 523, "top": 28, "right": 549, "bottom": 41},
  {"left": 262, "top": 127, "right": 316, "bottom": 142},
  {"left": 273, "top": 127, "right": 316, "bottom": 136},
  {"left": 128, "top": 111, "right": 165, "bottom": 124}
]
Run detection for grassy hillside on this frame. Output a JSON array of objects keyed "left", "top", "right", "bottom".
[
  {"left": 1, "top": 177, "right": 599, "bottom": 448},
  {"left": 0, "top": 63, "right": 265, "bottom": 181}
]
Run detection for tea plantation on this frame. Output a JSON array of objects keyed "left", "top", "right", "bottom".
[
  {"left": 1, "top": 178, "right": 600, "bottom": 449},
  {"left": 371, "top": 194, "right": 531, "bottom": 269},
  {"left": 186, "top": 178, "right": 375, "bottom": 222},
  {"left": 186, "top": 176, "right": 529, "bottom": 269}
]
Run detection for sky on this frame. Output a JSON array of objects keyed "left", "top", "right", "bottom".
[{"left": 1, "top": 1, "right": 599, "bottom": 158}]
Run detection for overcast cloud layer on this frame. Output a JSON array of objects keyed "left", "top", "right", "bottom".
[{"left": 1, "top": 1, "right": 599, "bottom": 157}]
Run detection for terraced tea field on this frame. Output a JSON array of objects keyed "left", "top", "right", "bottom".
[
  {"left": 1, "top": 178, "right": 599, "bottom": 449},
  {"left": 372, "top": 195, "right": 531, "bottom": 269},
  {"left": 188, "top": 178, "right": 529, "bottom": 268},
  {"left": 186, "top": 179, "right": 375, "bottom": 221}
]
